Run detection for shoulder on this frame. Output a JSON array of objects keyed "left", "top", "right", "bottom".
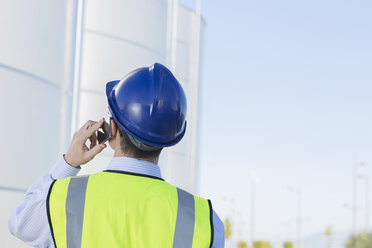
[
  {"left": 212, "top": 210, "right": 225, "bottom": 248},
  {"left": 212, "top": 210, "right": 224, "bottom": 232}
]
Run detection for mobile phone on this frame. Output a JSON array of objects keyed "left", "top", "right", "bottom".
[{"left": 97, "top": 120, "right": 112, "bottom": 144}]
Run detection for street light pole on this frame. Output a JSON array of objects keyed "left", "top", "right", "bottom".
[
  {"left": 250, "top": 172, "right": 260, "bottom": 248},
  {"left": 251, "top": 179, "right": 255, "bottom": 248},
  {"left": 367, "top": 175, "right": 370, "bottom": 232},
  {"left": 289, "top": 186, "right": 302, "bottom": 248},
  {"left": 352, "top": 160, "right": 357, "bottom": 237},
  {"left": 353, "top": 161, "right": 367, "bottom": 236},
  {"left": 357, "top": 174, "right": 370, "bottom": 232},
  {"left": 297, "top": 188, "right": 302, "bottom": 248}
]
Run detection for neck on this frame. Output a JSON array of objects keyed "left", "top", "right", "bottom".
[{"left": 113, "top": 149, "right": 159, "bottom": 164}]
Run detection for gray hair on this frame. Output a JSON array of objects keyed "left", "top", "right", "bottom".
[{"left": 127, "top": 134, "right": 162, "bottom": 151}]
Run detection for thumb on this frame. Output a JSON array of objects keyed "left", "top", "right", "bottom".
[{"left": 85, "top": 144, "right": 106, "bottom": 161}]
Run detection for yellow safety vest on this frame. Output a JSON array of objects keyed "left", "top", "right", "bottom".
[{"left": 47, "top": 170, "right": 214, "bottom": 248}]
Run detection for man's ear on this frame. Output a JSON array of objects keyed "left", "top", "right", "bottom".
[{"left": 110, "top": 119, "right": 117, "bottom": 137}]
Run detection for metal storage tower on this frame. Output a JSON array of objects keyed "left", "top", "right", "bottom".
[{"left": 0, "top": 0, "right": 204, "bottom": 246}]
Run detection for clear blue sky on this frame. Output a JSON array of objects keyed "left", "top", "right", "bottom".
[{"left": 189, "top": 0, "right": 372, "bottom": 245}]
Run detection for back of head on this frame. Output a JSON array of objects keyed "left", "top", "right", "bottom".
[
  {"left": 116, "top": 127, "right": 162, "bottom": 159},
  {"left": 106, "top": 63, "right": 187, "bottom": 159}
]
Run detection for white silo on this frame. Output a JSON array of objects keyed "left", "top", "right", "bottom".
[
  {"left": 0, "top": 0, "right": 204, "bottom": 246},
  {"left": 0, "top": 1, "right": 78, "bottom": 247}
]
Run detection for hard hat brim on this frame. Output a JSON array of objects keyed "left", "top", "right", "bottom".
[{"left": 106, "top": 80, "right": 119, "bottom": 99}]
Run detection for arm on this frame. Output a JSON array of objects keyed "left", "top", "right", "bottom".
[
  {"left": 212, "top": 210, "right": 225, "bottom": 248},
  {"left": 8, "top": 156, "right": 80, "bottom": 247},
  {"left": 8, "top": 119, "right": 107, "bottom": 247}
]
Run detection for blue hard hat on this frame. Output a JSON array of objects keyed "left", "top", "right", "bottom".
[{"left": 106, "top": 63, "right": 187, "bottom": 147}]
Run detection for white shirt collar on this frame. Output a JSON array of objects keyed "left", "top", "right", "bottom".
[{"left": 106, "top": 156, "right": 162, "bottom": 179}]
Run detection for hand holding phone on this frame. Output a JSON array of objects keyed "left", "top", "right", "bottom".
[
  {"left": 65, "top": 118, "right": 107, "bottom": 167},
  {"left": 97, "top": 120, "right": 112, "bottom": 144}
]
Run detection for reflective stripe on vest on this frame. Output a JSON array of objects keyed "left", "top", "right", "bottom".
[
  {"left": 173, "top": 188, "right": 195, "bottom": 248},
  {"left": 46, "top": 171, "right": 213, "bottom": 248},
  {"left": 66, "top": 176, "right": 89, "bottom": 247}
]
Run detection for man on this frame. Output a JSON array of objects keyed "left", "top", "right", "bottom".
[{"left": 9, "top": 63, "right": 224, "bottom": 247}]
